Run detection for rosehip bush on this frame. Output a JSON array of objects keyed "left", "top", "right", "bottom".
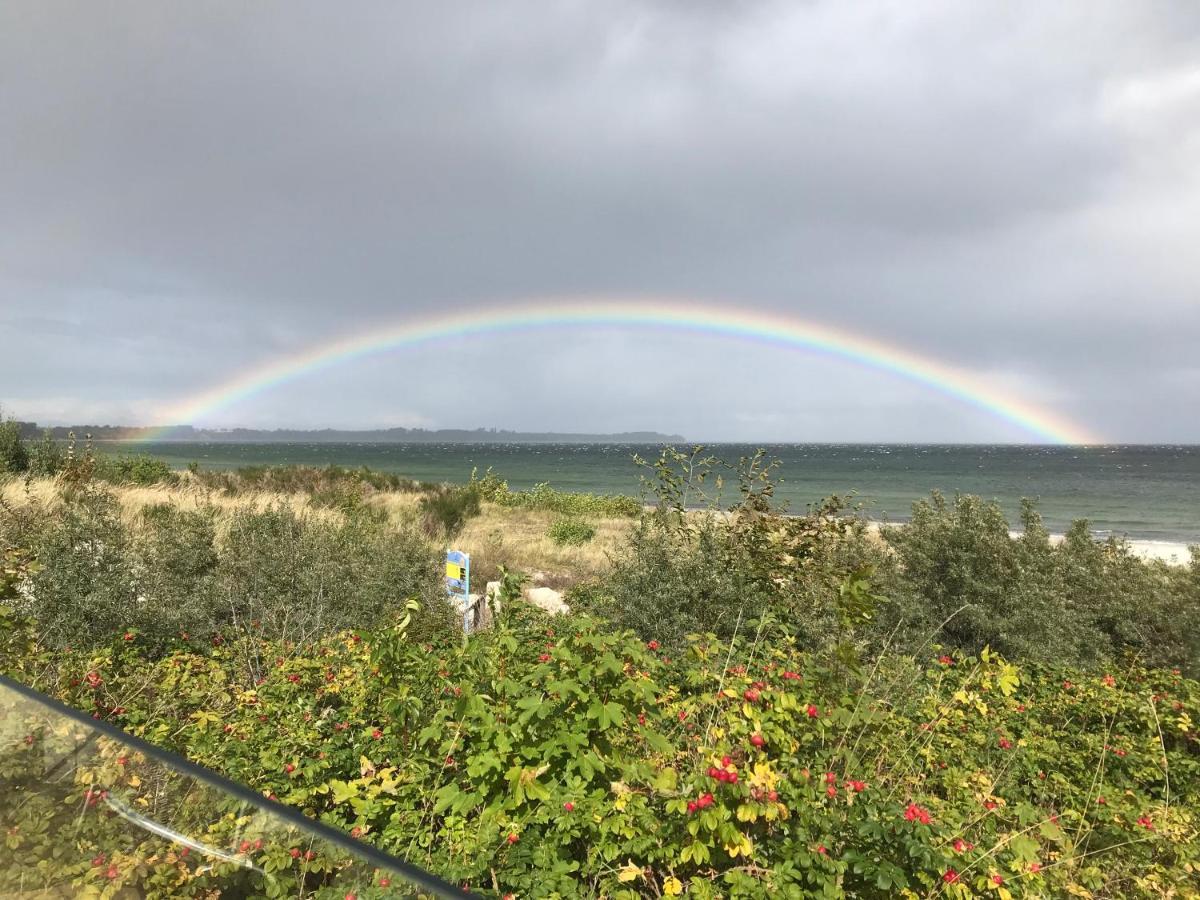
[{"left": 2, "top": 602, "right": 1198, "bottom": 897}]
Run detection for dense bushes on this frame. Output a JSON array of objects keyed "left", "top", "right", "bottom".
[
  {"left": 190, "top": 463, "right": 426, "bottom": 498},
  {"left": 2, "top": 445, "right": 1199, "bottom": 895},
  {"left": 576, "top": 448, "right": 1199, "bottom": 676},
  {"left": 572, "top": 448, "right": 870, "bottom": 654},
  {"left": 876, "top": 492, "right": 1200, "bottom": 674},
  {"left": 473, "top": 468, "right": 642, "bottom": 517},
  {"left": 0, "top": 481, "right": 455, "bottom": 656},
  {"left": 546, "top": 518, "right": 596, "bottom": 546},
  {"left": 0, "top": 418, "right": 30, "bottom": 474},
  {"left": 2, "top": 603, "right": 1196, "bottom": 897},
  {"left": 419, "top": 483, "right": 483, "bottom": 537}
]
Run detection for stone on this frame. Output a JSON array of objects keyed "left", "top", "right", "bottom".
[{"left": 524, "top": 586, "right": 569, "bottom": 616}]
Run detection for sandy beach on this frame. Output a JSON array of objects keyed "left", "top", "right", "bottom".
[{"left": 865, "top": 522, "right": 1193, "bottom": 566}]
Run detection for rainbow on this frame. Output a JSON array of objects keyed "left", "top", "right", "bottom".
[{"left": 143, "top": 298, "right": 1100, "bottom": 444}]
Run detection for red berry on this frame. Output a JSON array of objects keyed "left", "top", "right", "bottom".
[
  {"left": 749, "top": 733, "right": 765, "bottom": 748},
  {"left": 285, "top": 763, "right": 295, "bottom": 774},
  {"left": 290, "top": 848, "right": 301, "bottom": 859},
  {"left": 721, "top": 755, "right": 732, "bottom": 767},
  {"left": 687, "top": 800, "right": 698, "bottom": 814},
  {"left": 563, "top": 801, "right": 574, "bottom": 812},
  {"left": 507, "top": 833, "right": 518, "bottom": 844}
]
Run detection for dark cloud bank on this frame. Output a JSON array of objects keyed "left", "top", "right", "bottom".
[{"left": 1, "top": 1, "right": 1198, "bottom": 441}]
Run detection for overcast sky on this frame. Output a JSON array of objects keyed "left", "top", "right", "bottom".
[{"left": 2, "top": 1, "right": 1198, "bottom": 441}]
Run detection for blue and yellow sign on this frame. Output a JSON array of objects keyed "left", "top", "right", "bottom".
[{"left": 445, "top": 549, "right": 470, "bottom": 598}]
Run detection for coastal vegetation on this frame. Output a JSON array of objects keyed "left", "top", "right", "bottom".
[{"left": 0, "top": 430, "right": 1197, "bottom": 896}]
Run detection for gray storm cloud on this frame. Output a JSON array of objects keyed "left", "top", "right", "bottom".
[{"left": 1, "top": 1, "right": 1197, "bottom": 440}]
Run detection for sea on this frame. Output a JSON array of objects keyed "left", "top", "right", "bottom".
[{"left": 115, "top": 442, "right": 1200, "bottom": 545}]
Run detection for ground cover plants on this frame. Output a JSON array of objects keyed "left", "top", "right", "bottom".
[
  {"left": 1, "top": 602, "right": 1196, "bottom": 897},
  {"left": 1, "top": 438, "right": 1198, "bottom": 897}
]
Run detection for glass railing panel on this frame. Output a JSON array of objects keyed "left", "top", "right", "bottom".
[{"left": 0, "top": 675, "right": 468, "bottom": 898}]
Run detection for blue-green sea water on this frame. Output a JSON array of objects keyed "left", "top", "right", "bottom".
[{"left": 113, "top": 443, "right": 1200, "bottom": 544}]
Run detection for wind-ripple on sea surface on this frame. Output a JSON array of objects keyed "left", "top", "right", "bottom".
[{"left": 118, "top": 442, "right": 1200, "bottom": 544}]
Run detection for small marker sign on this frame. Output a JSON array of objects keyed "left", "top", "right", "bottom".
[{"left": 445, "top": 550, "right": 471, "bottom": 633}]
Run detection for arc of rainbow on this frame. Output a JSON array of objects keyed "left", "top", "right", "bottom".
[{"left": 144, "top": 299, "right": 1100, "bottom": 444}]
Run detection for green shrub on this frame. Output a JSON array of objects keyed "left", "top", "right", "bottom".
[
  {"left": 27, "top": 430, "right": 65, "bottom": 476},
  {"left": 546, "top": 518, "right": 595, "bottom": 546},
  {"left": 94, "top": 453, "right": 177, "bottom": 486},
  {"left": 2, "top": 609, "right": 1196, "bottom": 897},
  {"left": 472, "top": 467, "right": 641, "bottom": 517},
  {"left": 878, "top": 492, "right": 1200, "bottom": 673},
  {"left": 0, "top": 485, "right": 456, "bottom": 656},
  {"left": 0, "top": 419, "right": 29, "bottom": 474},
  {"left": 576, "top": 447, "right": 854, "bottom": 651},
  {"left": 190, "top": 463, "right": 424, "bottom": 497},
  {"left": 418, "top": 484, "right": 481, "bottom": 537}
]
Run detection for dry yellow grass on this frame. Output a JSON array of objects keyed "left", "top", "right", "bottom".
[
  {"left": 455, "top": 503, "right": 633, "bottom": 588},
  {"left": 1, "top": 477, "right": 631, "bottom": 584},
  {"left": 2, "top": 477, "right": 330, "bottom": 521}
]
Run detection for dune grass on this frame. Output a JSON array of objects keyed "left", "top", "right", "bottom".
[{"left": 0, "top": 476, "right": 629, "bottom": 587}]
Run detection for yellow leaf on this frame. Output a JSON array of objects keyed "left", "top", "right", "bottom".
[
  {"left": 663, "top": 876, "right": 684, "bottom": 895},
  {"left": 617, "top": 861, "right": 641, "bottom": 883},
  {"left": 723, "top": 832, "right": 753, "bottom": 859}
]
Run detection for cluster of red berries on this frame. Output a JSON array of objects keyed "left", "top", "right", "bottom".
[
  {"left": 780, "top": 670, "right": 801, "bottom": 680},
  {"left": 903, "top": 802, "right": 932, "bottom": 825},
  {"left": 686, "top": 792, "right": 715, "bottom": 814},
  {"left": 708, "top": 755, "right": 740, "bottom": 785}
]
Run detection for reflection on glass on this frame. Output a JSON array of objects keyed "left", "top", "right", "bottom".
[{"left": 0, "top": 678, "right": 465, "bottom": 898}]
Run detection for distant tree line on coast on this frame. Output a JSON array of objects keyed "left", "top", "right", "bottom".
[{"left": 7, "top": 418, "right": 686, "bottom": 444}]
